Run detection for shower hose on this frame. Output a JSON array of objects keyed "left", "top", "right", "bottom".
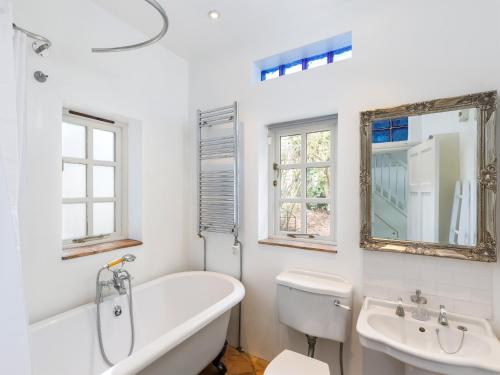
[{"left": 96, "top": 269, "right": 135, "bottom": 367}]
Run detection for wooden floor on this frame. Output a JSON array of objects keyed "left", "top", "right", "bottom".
[{"left": 200, "top": 346, "right": 269, "bottom": 375}]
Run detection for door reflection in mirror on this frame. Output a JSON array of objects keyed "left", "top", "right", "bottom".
[{"left": 371, "top": 109, "right": 477, "bottom": 246}]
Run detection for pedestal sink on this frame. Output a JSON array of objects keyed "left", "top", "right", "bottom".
[{"left": 357, "top": 297, "right": 500, "bottom": 375}]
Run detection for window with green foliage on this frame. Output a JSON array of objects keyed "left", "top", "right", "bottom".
[{"left": 269, "top": 117, "right": 337, "bottom": 243}]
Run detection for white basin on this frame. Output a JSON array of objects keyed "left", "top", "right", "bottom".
[{"left": 357, "top": 297, "right": 500, "bottom": 375}]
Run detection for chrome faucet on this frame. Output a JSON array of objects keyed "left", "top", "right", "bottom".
[
  {"left": 395, "top": 297, "right": 405, "bottom": 317},
  {"left": 95, "top": 254, "right": 136, "bottom": 303},
  {"left": 438, "top": 305, "right": 449, "bottom": 326},
  {"left": 410, "top": 289, "right": 429, "bottom": 321}
]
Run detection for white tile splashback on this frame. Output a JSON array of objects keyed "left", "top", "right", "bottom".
[{"left": 363, "top": 252, "right": 494, "bottom": 319}]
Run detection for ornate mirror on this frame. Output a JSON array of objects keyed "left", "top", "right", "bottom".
[{"left": 360, "top": 91, "right": 497, "bottom": 262}]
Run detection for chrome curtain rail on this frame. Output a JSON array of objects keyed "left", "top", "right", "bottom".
[
  {"left": 12, "top": 23, "right": 52, "bottom": 48},
  {"left": 92, "top": 0, "right": 168, "bottom": 53}
]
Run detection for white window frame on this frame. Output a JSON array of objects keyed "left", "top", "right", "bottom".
[
  {"left": 62, "top": 109, "right": 128, "bottom": 249},
  {"left": 268, "top": 115, "right": 337, "bottom": 245}
]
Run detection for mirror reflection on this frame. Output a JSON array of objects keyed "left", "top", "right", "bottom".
[{"left": 371, "top": 109, "right": 477, "bottom": 246}]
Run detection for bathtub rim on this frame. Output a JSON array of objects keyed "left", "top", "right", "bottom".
[{"left": 29, "top": 271, "right": 245, "bottom": 375}]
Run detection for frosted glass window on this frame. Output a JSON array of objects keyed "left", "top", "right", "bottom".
[
  {"left": 62, "top": 122, "right": 86, "bottom": 158},
  {"left": 62, "top": 163, "right": 86, "bottom": 198},
  {"left": 93, "top": 129, "right": 115, "bottom": 161},
  {"left": 93, "top": 202, "right": 115, "bottom": 235},
  {"left": 62, "top": 204, "right": 86, "bottom": 240},
  {"left": 93, "top": 166, "right": 115, "bottom": 198}
]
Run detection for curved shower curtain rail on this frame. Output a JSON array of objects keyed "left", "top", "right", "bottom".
[
  {"left": 92, "top": 0, "right": 169, "bottom": 53},
  {"left": 12, "top": 23, "right": 52, "bottom": 48}
]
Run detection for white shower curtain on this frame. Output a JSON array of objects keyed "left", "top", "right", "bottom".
[{"left": 0, "top": 0, "right": 31, "bottom": 373}]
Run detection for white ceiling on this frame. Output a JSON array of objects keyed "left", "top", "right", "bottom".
[{"left": 90, "top": 0, "right": 351, "bottom": 61}]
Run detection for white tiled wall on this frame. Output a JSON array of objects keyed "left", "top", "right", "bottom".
[{"left": 363, "top": 251, "right": 494, "bottom": 319}]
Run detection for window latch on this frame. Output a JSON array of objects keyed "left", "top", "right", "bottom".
[
  {"left": 287, "top": 233, "right": 317, "bottom": 239},
  {"left": 273, "top": 162, "right": 280, "bottom": 187}
]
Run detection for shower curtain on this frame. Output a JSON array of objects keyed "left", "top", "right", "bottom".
[{"left": 0, "top": 0, "right": 31, "bottom": 373}]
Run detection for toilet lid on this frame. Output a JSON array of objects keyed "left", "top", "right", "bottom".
[{"left": 264, "top": 350, "right": 330, "bottom": 375}]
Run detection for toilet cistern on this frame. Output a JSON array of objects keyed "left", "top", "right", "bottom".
[{"left": 275, "top": 269, "right": 353, "bottom": 374}]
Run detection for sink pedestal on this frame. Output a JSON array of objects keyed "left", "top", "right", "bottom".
[{"left": 405, "top": 364, "right": 442, "bottom": 375}]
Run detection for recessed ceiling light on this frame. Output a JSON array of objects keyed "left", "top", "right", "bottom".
[{"left": 208, "top": 10, "right": 220, "bottom": 20}]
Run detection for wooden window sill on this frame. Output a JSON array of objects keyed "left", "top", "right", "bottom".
[
  {"left": 62, "top": 239, "right": 143, "bottom": 260},
  {"left": 258, "top": 238, "right": 337, "bottom": 254}
]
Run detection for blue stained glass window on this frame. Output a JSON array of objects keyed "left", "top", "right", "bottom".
[
  {"left": 307, "top": 53, "right": 328, "bottom": 69},
  {"left": 333, "top": 45, "right": 353, "bottom": 62},
  {"left": 372, "top": 130, "right": 390, "bottom": 143},
  {"left": 392, "top": 127, "right": 408, "bottom": 142},
  {"left": 260, "top": 45, "right": 352, "bottom": 81},
  {"left": 372, "top": 119, "right": 391, "bottom": 130},
  {"left": 261, "top": 68, "right": 280, "bottom": 81},
  {"left": 284, "top": 60, "right": 303, "bottom": 75},
  {"left": 392, "top": 117, "right": 408, "bottom": 127},
  {"left": 371, "top": 117, "right": 408, "bottom": 143}
]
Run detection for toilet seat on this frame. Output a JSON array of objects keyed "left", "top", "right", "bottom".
[{"left": 264, "top": 350, "right": 330, "bottom": 375}]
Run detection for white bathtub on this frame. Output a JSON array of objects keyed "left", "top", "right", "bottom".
[{"left": 29, "top": 271, "right": 245, "bottom": 375}]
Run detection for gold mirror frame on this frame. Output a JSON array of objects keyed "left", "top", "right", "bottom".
[{"left": 360, "top": 91, "right": 497, "bottom": 262}]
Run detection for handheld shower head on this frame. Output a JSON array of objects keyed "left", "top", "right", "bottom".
[
  {"left": 101, "top": 254, "right": 136, "bottom": 270},
  {"left": 122, "top": 254, "right": 136, "bottom": 263}
]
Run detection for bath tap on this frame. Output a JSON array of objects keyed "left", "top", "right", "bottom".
[{"left": 95, "top": 254, "right": 136, "bottom": 366}]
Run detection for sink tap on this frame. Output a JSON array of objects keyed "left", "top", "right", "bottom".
[
  {"left": 410, "top": 289, "right": 429, "bottom": 321},
  {"left": 438, "top": 305, "right": 449, "bottom": 326},
  {"left": 395, "top": 297, "right": 405, "bottom": 317}
]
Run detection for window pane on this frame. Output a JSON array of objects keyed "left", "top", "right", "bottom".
[
  {"left": 392, "top": 117, "right": 408, "bottom": 127},
  {"left": 307, "top": 167, "right": 330, "bottom": 198},
  {"left": 372, "top": 130, "right": 390, "bottom": 143},
  {"left": 307, "top": 54, "right": 328, "bottom": 69},
  {"left": 62, "top": 204, "right": 86, "bottom": 240},
  {"left": 284, "top": 61, "right": 302, "bottom": 75},
  {"left": 392, "top": 127, "right": 408, "bottom": 142},
  {"left": 93, "top": 166, "right": 115, "bottom": 198},
  {"left": 262, "top": 68, "right": 279, "bottom": 81},
  {"left": 93, "top": 129, "right": 115, "bottom": 161},
  {"left": 62, "top": 163, "right": 86, "bottom": 198},
  {"left": 333, "top": 48, "right": 352, "bottom": 62},
  {"left": 372, "top": 120, "right": 391, "bottom": 130},
  {"left": 307, "top": 131, "right": 330, "bottom": 162},
  {"left": 280, "top": 203, "right": 301, "bottom": 232},
  {"left": 306, "top": 203, "right": 330, "bottom": 237},
  {"left": 62, "top": 122, "right": 86, "bottom": 158},
  {"left": 93, "top": 202, "right": 115, "bottom": 235},
  {"left": 281, "top": 169, "right": 301, "bottom": 198},
  {"left": 280, "top": 135, "right": 301, "bottom": 164}
]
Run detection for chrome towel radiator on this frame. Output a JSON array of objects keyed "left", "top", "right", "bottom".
[
  {"left": 196, "top": 102, "right": 243, "bottom": 351},
  {"left": 197, "top": 102, "right": 240, "bottom": 240}
]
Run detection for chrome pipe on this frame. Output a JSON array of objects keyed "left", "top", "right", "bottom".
[{"left": 92, "top": 0, "right": 168, "bottom": 53}]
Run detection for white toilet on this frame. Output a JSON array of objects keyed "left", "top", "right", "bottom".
[{"left": 264, "top": 269, "right": 353, "bottom": 375}]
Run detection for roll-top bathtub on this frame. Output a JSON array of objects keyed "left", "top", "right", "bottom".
[{"left": 30, "top": 271, "right": 245, "bottom": 375}]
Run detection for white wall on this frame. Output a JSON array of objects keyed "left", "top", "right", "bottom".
[
  {"left": 13, "top": 0, "right": 189, "bottom": 323},
  {"left": 187, "top": 1, "right": 500, "bottom": 374}
]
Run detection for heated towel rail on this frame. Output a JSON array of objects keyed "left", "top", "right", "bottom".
[
  {"left": 197, "top": 103, "right": 240, "bottom": 238},
  {"left": 196, "top": 102, "right": 243, "bottom": 351}
]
